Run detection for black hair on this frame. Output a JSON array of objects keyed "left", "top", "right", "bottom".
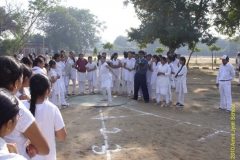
[
  {"left": 153, "top": 55, "right": 160, "bottom": 65},
  {"left": 111, "top": 53, "right": 118, "bottom": 60},
  {"left": 0, "top": 88, "right": 19, "bottom": 129},
  {"left": 21, "top": 57, "right": 33, "bottom": 66},
  {"left": 38, "top": 54, "right": 46, "bottom": 62},
  {"left": 28, "top": 54, "right": 34, "bottom": 62},
  {"left": 161, "top": 56, "right": 167, "bottom": 62},
  {"left": 101, "top": 56, "right": 106, "bottom": 60},
  {"left": 167, "top": 56, "right": 173, "bottom": 62},
  {"left": 60, "top": 50, "right": 65, "bottom": 54},
  {"left": 88, "top": 56, "right": 92, "bottom": 59},
  {"left": 147, "top": 54, "right": 152, "bottom": 57},
  {"left": 49, "top": 60, "right": 56, "bottom": 68},
  {"left": 79, "top": 53, "right": 83, "bottom": 57},
  {"left": 138, "top": 50, "right": 144, "bottom": 55},
  {"left": 0, "top": 56, "right": 23, "bottom": 91},
  {"left": 131, "top": 52, "right": 136, "bottom": 55},
  {"left": 29, "top": 74, "right": 51, "bottom": 116},
  {"left": 102, "top": 52, "right": 106, "bottom": 56},
  {"left": 33, "top": 57, "right": 44, "bottom": 67},
  {"left": 53, "top": 53, "right": 60, "bottom": 61},
  {"left": 175, "top": 57, "right": 186, "bottom": 78},
  {"left": 22, "top": 64, "right": 32, "bottom": 83},
  {"left": 123, "top": 52, "right": 128, "bottom": 58}
]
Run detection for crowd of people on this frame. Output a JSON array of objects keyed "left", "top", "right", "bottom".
[{"left": 0, "top": 49, "right": 238, "bottom": 159}]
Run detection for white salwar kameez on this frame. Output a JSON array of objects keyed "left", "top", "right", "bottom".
[
  {"left": 172, "top": 59, "right": 179, "bottom": 88},
  {"left": 146, "top": 60, "right": 152, "bottom": 99},
  {"left": 86, "top": 62, "right": 97, "bottom": 93},
  {"left": 110, "top": 59, "right": 120, "bottom": 92},
  {"left": 48, "top": 69, "right": 61, "bottom": 107},
  {"left": 100, "top": 62, "right": 112, "bottom": 104},
  {"left": 32, "top": 66, "right": 46, "bottom": 75},
  {"left": 121, "top": 58, "right": 127, "bottom": 93},
  {"left": 156, "top": 63, "right": 171, "bottom": 104},
  {"left": 151, "top": 62, "right": 161, "bottom": 98},
  {"left": 124, "top": 58, "right": 136, "bottom": 95},
  {"left": 70, "top": 58, "right": 77, "bottom": 94},
  {"left": 168, "top": 62, "right": 175, "bottom": 102},
  {"left": 175, "top": 65, "right": 188, "bottom": 105}
]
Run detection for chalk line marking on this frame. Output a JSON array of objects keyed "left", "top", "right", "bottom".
[
  {"left": 91, "top": 114, "right": 146, "bottom": 120},
  {"left": 121, "top": 105, "right": 239, "bottom": 141}
]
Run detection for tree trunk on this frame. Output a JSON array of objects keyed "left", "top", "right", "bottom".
[
  {"left": 186, "top": 51, "right": 194, "bottom": 68},
  {"left": 168, "top": 47, "right": 176, "bottom": 56}
]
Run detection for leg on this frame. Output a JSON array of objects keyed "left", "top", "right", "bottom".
[
  {"left": 101, "top": 88, "right": 107, "bottom": 100},
  {"left": 65, "top": 76, "right": 70, "bottom": 95},
  {"left": 116, "top": 78, "right": 120, "bottom": 92},
  {"left": 156, "top": 93, "right": 162, "bottom": 103},
  {"left": 224, "top": 81, "right": 232, "bottom": 111},
  {"left": 147, "top": 82, "right": 152, "bottom": 99},
  {"left": 134, "top": 74, "right": 140, "bottom": 100},
  {"left": 139, "top": 74, "right": 149, "bottom": 101},
  {"left": 88, "top": 80, "right": 92, "bottom": 93},
  {"left": 78, "top": 80, "right": 81, "bottom": 94},
  {"left": 72, "top": 79, "right": 76, "bottom": 93},
  {"left": 219, "top": 82, "right": 226, "bottom": 109},
  {"left": 127, "top": 81, "right": 132, "bottom": 95},
  {"left": 106, "top": 87, "right": 112, "bottom": 104},
  {"left": 179, "top": 91, "right": 184, "bottom": 105},
  {"left": 122, "top": 79, "right": 126, "bottom": 93}
]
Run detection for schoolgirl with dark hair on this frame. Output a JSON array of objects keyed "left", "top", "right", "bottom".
[
  {"left": 150, "top": 55, "right": 161, "bottom": 99},
  {"left": 23, "top": 74, "right": 67, "bottom": 160},
  {"left": 48, "top": 60, "right": 61, "bottom": 108},
  {"left": 167, "top": 56, "right": 175, "bottom": 103},
  {"left": 175, "top": 56, "right": 188, "bottom": 107},
  {"left": 0, "top": 88, "right": 27, "bottom": 159},
  {"left": 121, "top": 51, "right": 128, "bottom": 94},
  {"left": 16, "top": 64, "right": 32, "bottom": 101},
  {"left": 86, "top": 56, "right": 97, "bottom": 94},
  {"left": 32, "top": 57, "right": 46, "bottom": 75},
  {"left": 21, "top": 57, "right": 33, "bottom": 68},
  {"left": 0, "top": 56, "right": 49, "bottom": 159},
  {"left": 110, "top": 53, "right": 121, "bottom": 94}
]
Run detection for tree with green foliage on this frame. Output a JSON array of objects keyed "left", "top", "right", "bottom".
[
  {"left": 209, "top": 44, "right": 221, "bottom": 69},
  {"left": 102, "top": 42, "right": 114, "bottom": 57},
  {"left": 124, "top": 0, "right": 217, "bottom": 55},
  {"left": 155, "top": 47, "right": 165, "bottom": 54},
  {"left": 138, "top": 43, "right": 148, "bottom": 50}
]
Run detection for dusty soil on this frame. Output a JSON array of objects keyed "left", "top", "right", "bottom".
[{"left": 56, "top": 68, "right": 240, "bottom": 160}]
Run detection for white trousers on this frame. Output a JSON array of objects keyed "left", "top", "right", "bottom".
[
  {"left": 147, "top": 82, "right": 152, "bottom": 99},
  {"left": 168, "top": 88, "right": 172, "bottom": 102},
  {"left": 59, "top": 78, "right": 67, "bottom": 105},
  {"left": 70, "top": 78, "right": 76, "bottom": 93},
  {"left": 112, "top": 78, "right": 120, "bottom": 92},
  {"left": 239, "top": 72, "right": 240, "bottom": 83},
  {"left": 156, "top": 93, "right": 170, "bottom": 104},
  {"left": 176, "top": 91, "right": 184, "bottom": 105},
  {"left": 102, "top": 87, "right": 112, "bottom": 103},
  {"left": 122, "top": 79, "right": 127, "bottom": 93},
  {"left": 219, "top": 81, "right": 232, "bottom": 111},
  {"left": 127, "top": 81, "right": 134, "bottom": 95},
  {"left": 78, "top": 81, "right": 85, "bottom": 93},
  {"left": 88, "top": 80, "right": 94, "bottom": 93},
  {"left": 65, "top": 76, "right": 70, "bottom": 94}
]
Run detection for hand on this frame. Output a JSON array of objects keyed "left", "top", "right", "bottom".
[
  {"left": 216, "top": 84, "right": 219, "bottom": 88},
  {"left": 19, "top": 94, "right": 30, "bottom": 100},
  {"left": 7, "top": 143, "right": 18, "bottom": 154},
  {"left": 26, "top": 143, "right": 38, "bottom": 158},
  {"left": 128, "top": 68, "right": 131, "bottom": 71}
]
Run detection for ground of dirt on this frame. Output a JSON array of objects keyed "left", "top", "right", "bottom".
[{"left": 56, "top": 68, "right": 240, "bottom": 160}]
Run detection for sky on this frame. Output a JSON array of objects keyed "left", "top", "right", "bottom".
[{"left": 60, "top": 0, "right": 140, "bottom": 43}]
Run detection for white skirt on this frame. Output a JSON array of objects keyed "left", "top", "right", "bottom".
[
  {"left": 156, "top": 86, "right": 168, "bottom": 95},
  {"left": 71, "top": 68, "right": 77, "bottom": 80}
]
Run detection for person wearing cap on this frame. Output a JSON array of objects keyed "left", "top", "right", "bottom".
[
  {"left": 235, "top": 52, "right": 240, "bottom": 86},
  {"left": 216, "top": 55, "right": 235, "bottom": 112}
]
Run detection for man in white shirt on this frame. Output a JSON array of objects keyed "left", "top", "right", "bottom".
[{"left": 216, "top": 55, "right": 235, "bottom": 112}]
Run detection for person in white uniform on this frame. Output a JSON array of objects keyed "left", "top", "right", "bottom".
[
  {"left": 64, "top": 54, "right": 72, "bottom": 96},
  {"left": 124, "top": 52, "right": 136, "bottom": 96},
  {"left": 23, "top": 74, "right": 67, "bottom": 160},
  {"left": 110, "top": 53, "right": 121, "bottom": 94},
  {"left": 97, "top": 52, "right": 109, "bottom": 94},
  {"left": 69, "top": 52, "right": 77, "bottom": 95},
  {"left": 53, "top": 53, "right": 69, "bottom": 107},
  {"left": 48, "top": 60, "right": 61, "bottom": 108},
  {"left": 150, "top": 55, "right": 161, "bottom": 101},
  {"left": 0, "top": 56, "right": 49, "bottom": 159},
  {"left": 45, "top": 52, "right": 50, "bottom": 64},
  {"left": 121, "top": 52, "right": 128, "bottom": 94},
  {"left": 0, "top": 88, "right": 27, "bottom": 160},
  {"left": 32, "top": 57, "right": 46, "bottom": 75},
  {"left": 86, "top": 56, "right": 97, "bottom": 94},
  {"left": 172, "top": 54, "right": 179, "bottom": 88},
  {"left": 235, "top": 52, "right": 240, "bottom": 86},
  {"left": 100, "top": 56, "right": 118, "bottom": 106},
  {"left": 146, "top": 54, "right": 152, "bottom": 99},
  {"left": 155, "top": 57, "right": 171, "bottom": 106},
  {"left": 216, "top": 55, "right": 235, "bottom": 112},
  {"left": 167, "top": 56, "right": 175, "bottom": 103},
  {"left": 175, "top": 57, "right": 188, "bottom": 107}
]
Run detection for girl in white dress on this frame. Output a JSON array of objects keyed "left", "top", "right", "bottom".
[
  {"left": 0, "top": 88, "right": 27, "bottom": 160},
  {"left": 48, "top": 60, "right": 61, "bottom": 108},
  {"left": 32, "top": 57, "right": 46, "bottom": 75},
  {"left": 110, "top": 53, "right": 121, "bottom": 94},
  {"left": 155, "top": 57, "right": 171, "bottom": 106},
  {"left": 100, "top": 56, "right": 118, "bottom": 106},
  {"left": 124, "top": 52, "right": 136, "bottom": 96},
  {"left": 167, "top": 56, "right": 175, "bottom": 103},
  {"left": 150, "top": 55, "right": 161, "bottom": 100},
  {"left": 86, "top": 56, "right": 97, "bottom": 94},
  {"left": 24, "top": 74, "right": 67, "bottom": 160},
  {"left": 175, "top": 57, "right": 188, "bottom": 107},
  {"left": 146, "top": 54, "right": 152, "bottom": 99},
  {"left": 121, "top": 52, "right": 128, "bottom": 94},
  {"left": 172, "top": 54, "right": 180, "bottom": 88}
]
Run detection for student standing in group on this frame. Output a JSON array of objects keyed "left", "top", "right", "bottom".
[
  {"left": 21, "top": 57, "right": 33, "bottom": 68},
  {"left": 86, "top": 56, "right": 97, "bottom": 94},
  {"left": 100, "top": 56, "right": 118, "bottom": 106},
  {"left": 70, "top": 52, "right": 77, "bottom": 95},
  {"left": 146, "top": 54, "right": 152, "bottom": 100},
  {"left": 45, "top": 52, "right": 50, "bottom": 63},
  {"left": 167, "top": 56, "right": 175, "bottom": 103},
  {"left": 48, "top": 60, "right": 61, "bottom": 108},
  {"left": 53, "top": 53, "right": 69, "bottom": 108},
  {"left": 132, "top": 50, "right": 149, "bottom": 103},
  {"left": 97, "top": 52, "right": 109, "bottom": 94},
  {"left": 124, "top": 51, "right": 136, "bottom": 97},
  {"left": 0, "top": 88, "right": 27, "bottom": 160},
  {"left": 172, "top": 54, "right": 179, "bottom": 88},
  {"left": 150, "top": 55, "right": 161, "bottom": 101},
  {"left": 32, "top": 57, "right": 46, "bottom": 75},
  {"left": 175, "top": 57, "right": 188, "bottom": 107},
  {"left": 110, "top": 53, "right": 121, "bottom": 94},
  {"left": 23, "top": 74, "right": 67, "bottom": 160},
  {"left": 0, "top": 56, "right": 49, "bottom": 159},
  {"left": 76, "top": 53, "right": 88, "bottom": 95},
  {"left": 64, "top": 53, "right": 72, "bottom": 96},
  {"left": 216, "top": 55, "right": 235, "bottom": 112},
  {"left": 155, "top": 57, "right": 171, "bottom": 106},
  {"left": 121, "top": 52, "right": 128, "bottom": 94}
]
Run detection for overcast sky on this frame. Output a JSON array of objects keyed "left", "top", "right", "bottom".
[{"left": 0, "top": 0, "right": 141, "bottom": 43}]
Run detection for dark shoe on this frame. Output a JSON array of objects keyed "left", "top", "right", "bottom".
[
  {"left": 174, "top": 102, "right": 180, "bottom": 106},
  {"left": 131, "top": 98, "right": 137, "bottom": 100},
  {"left": 145, "top": 101, "right": 149, "bottom": 103},
  {"left": 237, "top": 84, "right": 240, "bottom": 86}
]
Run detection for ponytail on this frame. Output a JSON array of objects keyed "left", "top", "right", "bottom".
[
  {"left": 30, "top": 92, "right": 37, "bottom": 116},
  {"left": 175, "top": 56, "right": 186, "bottom": 78}
]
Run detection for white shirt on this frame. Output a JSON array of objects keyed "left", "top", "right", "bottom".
[
  {"left": 216, "top": 63, "right": 235, "bottom": 83},
  {"left": 0, "top": 138, "right": 27, "bottom": 160},
  {"left": 4, "top": 98, "right": 35, "bottom": 160},
  {"left": 23, "top": 100, "right": 65, "bottom": 160},
  {"left": 32, "top": 66, "right": 46, "bottom": 75},
  {"left": 46, "top": 55, "right": 50, "bottom": 63}
]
